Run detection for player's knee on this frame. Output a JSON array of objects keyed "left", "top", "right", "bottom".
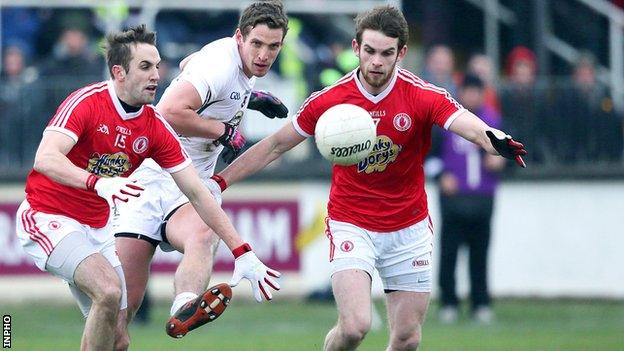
[
  {"left": 390, "top": 330, "right": 421, "bottom": 351},
  {"left": 339, "top": 317, "right": 370, "bottom": 344},
  {"left": 93, "top": 283, "right": 123, "bottom": 309},
  {"left": 187, "top": 229, "right": 218, "bottom": 253}
]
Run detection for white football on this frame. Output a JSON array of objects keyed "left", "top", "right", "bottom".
[{"left": 314, "top": 104, "right": 377, "bottom": 166}]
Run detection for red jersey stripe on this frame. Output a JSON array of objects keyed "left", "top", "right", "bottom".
[{"left": 52, "top": 83, "right": 108, "bottom": 128}]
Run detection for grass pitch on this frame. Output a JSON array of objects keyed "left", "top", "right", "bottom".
[{"left": 4, "top": 298, "right": 624, "bottom": 350}]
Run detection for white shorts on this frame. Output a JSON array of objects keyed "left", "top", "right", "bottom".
[
  {"left": 112, "top": 162, "right": 218, "bottom": 251},
  {"left": 326, "top": 217, "right": 434, "bottom": 292},
  {"left": 112, "top": 164, "right": 187, "bottom": 251},
  {"left": 15, "top": 199, "right": 127, "bottom": 315}
]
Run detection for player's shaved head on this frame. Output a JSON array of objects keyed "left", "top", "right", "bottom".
[
  {"left": 355, "top": 5, "right": 408, "bottom": 51},
  {"left": 105, "top": 24, "right": 157, "bottom": 76},
  {"left": 238, "top": 0, "right": 289, "bottom": 40}
]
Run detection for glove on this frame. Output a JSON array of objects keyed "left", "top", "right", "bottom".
[
  {"left": 88, "top": 175, "right": 145, "bottom": 215},
  {"left": 230, "top": 243, "right": 281, "bottom": 302},
  {"left": 216, "top": 123, "right": 246, "bottom": 164},
  {"left": 204, "top": 176, "right": 223, "bottom": 206},
  {"left": 248, "top": 90, "right": 289, "bottom": 119},
  {"left": 486, "top": 130, "right": 527, "bottom": 168}
]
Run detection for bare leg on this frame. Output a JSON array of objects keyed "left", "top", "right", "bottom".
[
  {"left": 113, "top": 309, "right": 129, "bottom": 351},
  {"left": 166, "top": 203, "right": 219, "bottom": 297},
  {"left": 74, "top": 253, "right": 123, "bottom": 351},
  {"left": 324, "top": 269, "right": 372, "bottom": 351},
  {"left": 385, "top": 291, "right": 430, "bottom": 351},
  {"left": 115, "top": 237, "right": 155, "bottom": 324}
]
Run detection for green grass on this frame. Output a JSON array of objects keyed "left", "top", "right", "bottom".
[{"left": 4, "top": 299, "right": 624, "bottom": 350}]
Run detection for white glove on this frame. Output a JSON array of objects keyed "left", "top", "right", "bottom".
[
  {"left": 204, "top": 178, "right": 223, "bottom": 206},
  {"left": 230, "top": 246, "right": 281, "bottom": 303},
  {"left": 93, "top": 176, "right": 145, "bottom": 209}
]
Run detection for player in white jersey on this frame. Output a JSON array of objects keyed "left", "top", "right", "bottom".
[{"left": 113, "top": 0, "right": 289, "bottom": 338}]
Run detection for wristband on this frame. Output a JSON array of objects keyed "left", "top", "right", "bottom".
[
  {"left": 232, "top": 243, "right": 252, "bottom": 258},
  {"left": 211, "top": 174, "right": 228, "bottom": 192},
  {"left": 86, "top": 174, "right": 100, "bottom": 192}
]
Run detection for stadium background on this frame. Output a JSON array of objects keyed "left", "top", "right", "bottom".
[{"left": 1, "top": 0, "right": 623, "bottom": 350}]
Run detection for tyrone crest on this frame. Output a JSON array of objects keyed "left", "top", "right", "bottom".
[
  {"left": 393, "top": 113, "right": 412, "bottom": 132},
  {"left": 133, "top": 136, "right": 149, "bottom": 154},
  {"left": 340, "top": 240, "right": 354, "bottom": 252}
]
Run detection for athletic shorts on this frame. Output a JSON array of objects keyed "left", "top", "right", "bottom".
[
  {"left": 326, "top": 216, "right": 434, "bottom": 292},
  {"left": 15, "top": 199, "right": 127, "bottom": 316},
  {"left": 112, "top": 162, "right": 219, "bottom": 251}
]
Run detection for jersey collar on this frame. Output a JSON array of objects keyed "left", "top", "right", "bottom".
[
  {"left": 354, "top": 66, "right": 399, "bottom": 104},
  {"left": 107, "top": 80, "right": 145, "bottom": 120}
]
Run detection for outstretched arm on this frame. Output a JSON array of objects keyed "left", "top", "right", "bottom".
[
  {"left": 219, "top": 122, "right": 306, "bottom": 186},
  {"left": 170, "top": 165, "right": 281, "bottom": 302},
  {"left": 170, "top": 165, "right": 245, "bottom": 250},
  {"left": 448, "top": 110, "right": 527, "bottom": 167}
]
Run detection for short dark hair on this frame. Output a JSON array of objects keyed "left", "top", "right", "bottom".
[
  {"left": 462, "top": 73, "right": 484, "bottom": 90},
  {"left": 355, "top": 5, "right": 409, "bottom": 50},
  {"left": 238, "top": 0, "right": 289, "bottom": 40},
  {"left": 105, "top": 24, "right": 156, "bottom": 76}
]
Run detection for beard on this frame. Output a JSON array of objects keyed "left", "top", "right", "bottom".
[{"left": 362, "top": 61, "right": 397, "bottom": 88}]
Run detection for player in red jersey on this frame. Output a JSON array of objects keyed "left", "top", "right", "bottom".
[
  {"left": 204, "top": 6, "right": 526, "bottom": 351},
  {"left": 15, "top": 25, "right": 279, "bottom": 351}
]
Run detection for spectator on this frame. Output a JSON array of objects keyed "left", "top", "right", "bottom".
[
  {"left": 499, "top": 46, "right": 550, "bottom": 164},
  {"left": 420, "top": 44, "right": 459, "bottom": 97},
  {"left": 0, "top": 45, "right": 41, "bottom": 166},
  {"left": 1, "top": 8, "right": 42, "bottom": 60},
  {"left": 466, "top": 53, "right": 501, "bottom": 112},
  {"left": 437, "top": 74, "right": 505, "bottom": 324},
  {"left": 553, "top": 52, "right": 622, "bottom": 163},
  {"left": 39, "top": 15, "right": 105, "bottom": 111}
]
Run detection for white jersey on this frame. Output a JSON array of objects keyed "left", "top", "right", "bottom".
[{"left": 142, "top": 37, "right": 256, "bottom": 178}]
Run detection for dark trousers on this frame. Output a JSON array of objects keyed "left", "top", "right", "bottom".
[{"left": 438, "top": 194, "right": 494, "bottom": 309}]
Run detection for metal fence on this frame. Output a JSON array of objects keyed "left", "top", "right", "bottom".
[{"left": 1, "top": 75, "right": 623, "bottom": 182}]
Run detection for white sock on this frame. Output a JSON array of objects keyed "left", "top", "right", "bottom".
[{"left": 170, "top": 292, "right": 198, "bottom": 316}]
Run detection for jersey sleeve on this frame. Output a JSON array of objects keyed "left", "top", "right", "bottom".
[
  {"left": 292, "top": 94, "right": 325, "bottom": 138},
  {"left": 176, "top": 45, "right": 231, "bottom": 107},
  {"left": 45, "top": 85, "right": 99, "bottom": 142},
  {"left": 150, "top": 111, "right": 192, "bottom": 173},
  {"left": 419, "top": 85, "right": 465, "bottom": 130}
]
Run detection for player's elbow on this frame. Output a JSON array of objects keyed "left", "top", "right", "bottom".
[{"left": 33, "top": 152, "right": 55, "bottom": 175}]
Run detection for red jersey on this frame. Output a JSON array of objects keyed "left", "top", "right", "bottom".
[
  {"left": 294, "top": 68, "right": 465, "bottom": 232},
  {"left": 25, "top": 81, "right": 191, "bottom": 228}
]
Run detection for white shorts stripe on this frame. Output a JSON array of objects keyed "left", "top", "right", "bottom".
[
  {"left": 21, "top": 208, "right": 53, "bottom": 255},
  {"left": 27, "top": 209, "right": 54, "bottom": 254}
]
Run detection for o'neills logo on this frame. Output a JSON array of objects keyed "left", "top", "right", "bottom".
[
  {"left": 393, "top": 113, "right": 412, "bottom": 131},
  {"left": 330, "top": 140, "right": 372, "bottom": 158},
  {"left": 133, "top": 136, "right": 149, "bottom": 154},
  {"left": 87, "top": 152, "right": 131, "bottom": 177}
]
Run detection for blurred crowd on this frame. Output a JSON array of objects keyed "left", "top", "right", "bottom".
[{"left": 1, "top": 6, "right": 622, "bottom": 179}]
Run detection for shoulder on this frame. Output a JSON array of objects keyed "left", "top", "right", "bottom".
[
  {"left": 181, "top": 38, "right": 238, "bottom": 83},
  {"left": 144, "top": 106, "right": 179, "bottom": 138},
  {"left": 300, "top": 72, "right": 357, "bottom": 111},
  {"left": 67, "top": 81, "right": 109, "bottom": 104},
  {"left": 59, "top": 81, "right": 109, "bottom": 116},
  {"left": 193, "top": 38, "right": 237, "bottom": 69},
  {"left": 397, "top": 68, "right": 459, "bottom": 103}
]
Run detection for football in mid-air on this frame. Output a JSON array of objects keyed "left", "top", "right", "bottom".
[{"left": 314, "top": 104, "right": 377, "bottom": 166}]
